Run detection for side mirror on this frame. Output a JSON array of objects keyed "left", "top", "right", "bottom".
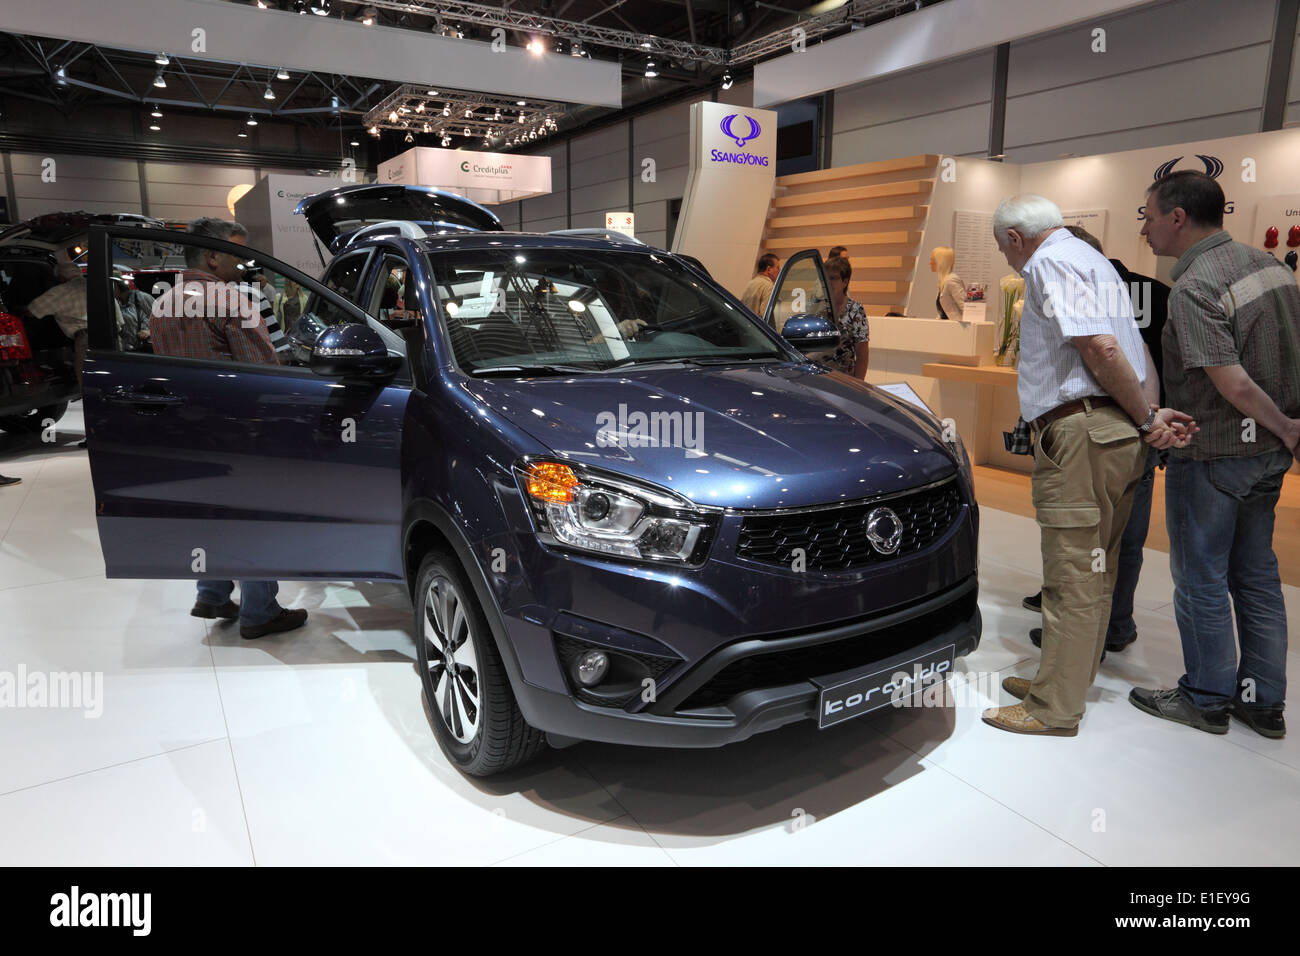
[
  {"left": 309, "top": 323, "right": 397, "bottom": 378},
  {"left": 781, "top": 313, "right": 841, "bottom": 355}
]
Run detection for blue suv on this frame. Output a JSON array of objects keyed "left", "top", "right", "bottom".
[{"left": 82, "top": 184, "right": 980, "bottom": 776}]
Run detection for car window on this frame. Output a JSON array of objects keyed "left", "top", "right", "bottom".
[
  {"left": 367, "top": 254, "right": 423, "bottom": 331},
  {"left": 308, "top": 251, "right": 370, "bottom": 326},
  {"left": 426, "top": 248, "right": 786, "bottom": 373}
]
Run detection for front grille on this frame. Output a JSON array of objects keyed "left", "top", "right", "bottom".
[
  {"left": 735, "top": 479, "right": 963, "bottom": 571},
  {"left": 677, "top": 587, "right": 977, "bottom": 711}
]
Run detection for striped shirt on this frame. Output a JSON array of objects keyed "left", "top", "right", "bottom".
[
  {"left": 1163, "top": 230, "right": 1300, "bottom": 460},
  {"left": 1016, "top": 228, "right": 1149, "bottom": 422}
]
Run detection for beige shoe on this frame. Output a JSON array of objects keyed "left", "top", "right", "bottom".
[
  {"left": 1002, "top": 676, "right": 1030, "bottom": 700},
  {"left": 981, "top": 704, "right": 1078, "bottom": 736}
]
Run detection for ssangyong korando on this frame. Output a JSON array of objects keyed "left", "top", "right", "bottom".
[{"left": 82, "top": 184, "right": 980, "bottom": 775}]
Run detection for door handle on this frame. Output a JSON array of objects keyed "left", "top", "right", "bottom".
[{"left": 104, "top": 386, "right": 187, "bottom": 409}]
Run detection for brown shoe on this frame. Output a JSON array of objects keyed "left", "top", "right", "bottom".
[
  {"left": 981, "top": 704, "right": 1078, "bottom": 736},
  {"left": 1002, "top": 676, "right": 1031, "bottom": 700}
]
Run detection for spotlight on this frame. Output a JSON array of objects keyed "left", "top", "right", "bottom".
[
  {"left": 148, "top": 123, "right": 161, "bottom": 132},
  {"left": 426, "top": 89, "right": 438, "bottom": 96},
  {"left": 154, "top": 52, "right": 169, "bottom": 66},
  {"left": 54, "top": 66, "right": 67, "bottom": 86},
  {"left": 517, "top": 112, "right": 525, "bottom": 124},
  {"left": 256, "top": 1, "right": 272, "bottom": 8},
  {"left": 640, "top": 38, "right": 651, "bottom": 49},
  {"left": 368, "top": 125, "right": 379, "bottom": 136},
  {"left": 527, "top": 37, "right": 543, "bottom": 55},
  {"left": 441, "top": 103, "right": 451, "bottom": 116},
  {"left": 310, "top": 0, "right": 330, "bottom": 15},
  {"left": 441, "top": 135, "right": 450, "bottom": 147},
  {"left": 645, "top": 59, "right": 657, "bottom": 78},
  {"left": 422, "top": 122, "right": 430, "bottom": 133},
  {"left": 246, "top": 114, "right": 258, "bottom": 126},
  {"left": 359, "top": 5, "right": 377, "bottom": 25},
  {"left": 570, "top": 40, "right": 582, "bottom": 57},
  {"left": 555, "top": 37, "right": 566, "bottom": 55},
  {"left": 493, "top": 108, "right": 501, "bottom": 121},
  {"left": 238, "top": 131, "right": 248, "bottom": 138},
  {"left": 405, "top": 131, "right": 414, "bottom": 143},
  {"left": 463, "top": 126, "right": 470, "bottom": 136},
  {"left": 150, "top": 106, "right": 163, "bottom": 118},
  {"left": 517, "top": 99, "right": 526, "bottom": 106},
  {"left": 349, "top": 139, "right": 359, "bottom": 146},
  {"left": 721, "top": 71, "right": 733, "bottom": 90},
  {"left": 293, "top": 0, "right": 307, "bottom": 13},
  {"left": 464, "top": 107, "right": 473, "bottom": 118},
  {"left": 276, "top": 67, "right": 290, "bottom": 80},
  {"left": 153, "top": 70, "right": 167, "bottom": 88},
  {"left": 388, "top": 110, "right": 399, "bottom": 122},
  {"left": 416, "top": 102, "right": 425, "bottom": 112},
  {"left": 264, "top": 85, "right": 276, "bottom": 100}
]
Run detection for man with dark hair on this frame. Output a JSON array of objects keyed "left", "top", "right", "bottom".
[
  {"left": 1130, "top": 170, "right": 1300, "bottom": 738},
  {"left": 151, "top": 217, "right": 309, "bottom": 641},
  {"left": 741, "top": 251, "right": 781, "bottom": 316},
  {"left": 828, "top": 245, "right": 848, "bottom": 262}
]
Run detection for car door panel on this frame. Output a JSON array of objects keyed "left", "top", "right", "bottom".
[{"left": 84, "top": 225, "right": 410, "bottom": 581}]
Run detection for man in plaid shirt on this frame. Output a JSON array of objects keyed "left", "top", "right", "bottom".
[
  {"left": 1130, "top": 171, "right": 1300, "bottom": 739},
  {"left": 153, "top": 217, "right": 308, "bottom": 641}
]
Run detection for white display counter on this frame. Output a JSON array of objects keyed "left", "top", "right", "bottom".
[{"left": 862, "top": 315, "right": 1029, "bottom": 474}]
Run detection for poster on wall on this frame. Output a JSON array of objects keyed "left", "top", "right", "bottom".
[
  {"left": 1061, "top": 208, "right": 1109, "bottom": 247},
  {"left": 952, "top": 210, "right": 999, "bottom": 301}
]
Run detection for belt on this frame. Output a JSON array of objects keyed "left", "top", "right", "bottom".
[{"left": 1031, "top": 395, "right": 1116, "bottom": 431}]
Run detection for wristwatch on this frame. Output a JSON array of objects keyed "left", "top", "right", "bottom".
[{"left": 1137, "top": 406, "right": 1159, "bottom": 433}]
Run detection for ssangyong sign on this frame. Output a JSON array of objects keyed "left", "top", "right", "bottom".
[
  {"left": 701, "top": 105, "right": 775, "bottom": 172},
  {"left": 378, "top": 148, "right": 550, "bottom": 203}
]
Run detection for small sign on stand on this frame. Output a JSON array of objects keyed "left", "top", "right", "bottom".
[{"left": 605, "top": 212, "right": 635, "bottom": 239}]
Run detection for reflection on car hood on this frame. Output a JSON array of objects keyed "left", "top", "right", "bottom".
[{"left": 466, "top": 363, "right": 957, "bottom": 510}]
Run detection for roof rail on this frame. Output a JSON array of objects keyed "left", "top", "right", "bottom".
[{"left": 546, "top": 228, "right": 645, "bottom": 244}]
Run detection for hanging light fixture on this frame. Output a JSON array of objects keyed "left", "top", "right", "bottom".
[
  {"left": 238, "top": 130, "right": 248, "bottom": 138},
  {"left": 246, "top": 115, "right": 258, "bottom": 126},
  {"left": 441, "top": 103, "right": 451, "bottom": 117},
  {"left": 148, "top": 122, "right": 161, "bottom": 132},
  {"left": 350, "top": 138, "right": 360, "bottom": 146},
  {"left": 150, "top": 106, "right": 163, "bottom": 118},
  {"left": 153, "top": 70, "right": 167, "bottom": 88},
  {"left": 263, "top": 84, "right": 276, "bottom": 100},
  {"left": 416, "top": 101, "right": 425, "bottom": 113},
  {"left": 405, "top": 131, "right": 414, "bottom": 143},
  {"left": 463, "top": 126, "right": 470, "bottom": 136},
  {"left": 721, "top": 71, "right": 734, "bottom": 90},
  {"left": 359, "top": 5, "right": 377, "bottom": 26},
  {"left": 276, "top": 67, "right": 290, "bottom": 80},
  {"left": 310, "top": 0, "right": 331, "bottom": 16},
  {"left": 154, "top": 52, "right": 169, "bottom": 66},
  {"left": 493, "top": 108, "right": 501, "bottom": 121},
  {"left": 368, "top": 125, "right": 379, "bottom": 136},
  {"left": 389, "top": 110, "right": 399, "bottom": 123},
  {"left": 645, "top": 59, "right": 657, "bottom": 78}
]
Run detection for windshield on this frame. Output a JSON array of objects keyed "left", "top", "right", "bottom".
[{"left": 424, "top": 248, "right": 788, "bottom": 373}]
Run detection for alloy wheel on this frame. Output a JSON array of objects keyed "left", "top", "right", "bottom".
[{"left": 422, "top": 574, "right": 481, "bottom": 743}]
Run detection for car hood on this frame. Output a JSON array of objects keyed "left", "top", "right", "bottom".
[{"left": 466, "top": 363, "right": 958, "bottom": 510}]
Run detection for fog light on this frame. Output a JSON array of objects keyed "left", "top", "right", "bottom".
[{"left": 575, "top": 650, "right": 609, "bottom": 686}]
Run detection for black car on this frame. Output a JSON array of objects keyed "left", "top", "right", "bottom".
[{"left": 0, "top": 211, "right": 166, "bottom": 434}]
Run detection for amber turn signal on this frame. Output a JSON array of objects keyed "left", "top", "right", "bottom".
[{"left": 525, "top": 461, "right": 580, "bottom": 503}]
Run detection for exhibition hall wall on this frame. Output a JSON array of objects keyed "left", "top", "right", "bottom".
[{"left": 831, "top": 0, "right": 1289, "bottom": 167}]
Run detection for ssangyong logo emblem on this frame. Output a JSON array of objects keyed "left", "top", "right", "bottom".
[
  {"left": 865, "top": 507, "right": 903, "bottom": 555},
  {"left": 720, "top": 113, "right": 761, "bottom": 148},
  {"left": 1154, "top": 154, "right": 1224, "bottom": 180}
]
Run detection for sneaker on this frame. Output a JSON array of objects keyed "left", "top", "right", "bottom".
[
  {"left": 240, "top": 607, "right": 308, "bottom": 640},
  {"left": 191, "top": 600, "right": 240, "bottom": 620},
  {"left": 1129, "top": 687, "right": 1228, "bottom": 734},
  {"left": 1228, "top": 700, "right": 1285, "bottom": 739},
  {"left": 1022, "top": 591, "right": 1042, "bottom": 612}
]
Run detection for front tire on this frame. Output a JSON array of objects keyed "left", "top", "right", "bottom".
[{"left": 414, "top": 549, "right": 546, "bottom": 776}]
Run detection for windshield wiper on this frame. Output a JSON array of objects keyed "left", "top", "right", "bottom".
[
  {"left": 469, "top": 363, "right": 594, "bottom": 377},
  {"left": 600, "top": 354, "right": 782, "bottom": 370}
]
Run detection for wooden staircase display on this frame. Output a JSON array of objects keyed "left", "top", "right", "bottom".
[{"left": 761, "top": 154, "right": 939, "bottom": 315}]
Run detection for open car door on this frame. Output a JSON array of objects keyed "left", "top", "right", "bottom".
[
  {"left": 83, "top": 224, "right": 412, "bottom": 582},
  {"left": 762, "top": 248, "right": 833, "bottom": 333}
]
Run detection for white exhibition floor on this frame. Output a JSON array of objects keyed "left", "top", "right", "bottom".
[{"left": 2, "top": 404, "right": 1298, "bottom": 867}]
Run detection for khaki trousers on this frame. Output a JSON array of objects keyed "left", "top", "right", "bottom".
[{"left": 1026, "top": 402, "right": 1147, "bottom": 727}]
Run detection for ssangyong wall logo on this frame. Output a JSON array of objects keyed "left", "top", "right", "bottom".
[
  {"left": 711, "top": 113, "right": 768, "bottom": 167},
  {"left": 1153, "top": 154, "right": 1224, "bottom": 180}
]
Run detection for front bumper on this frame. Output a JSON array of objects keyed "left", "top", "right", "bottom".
[{"left": 510, "top": 574, "right": 981, "bottom": 748}]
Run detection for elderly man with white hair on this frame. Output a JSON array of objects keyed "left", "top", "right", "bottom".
[{"left": 981, "top": 194, "right": 1196, "bottom": 737}]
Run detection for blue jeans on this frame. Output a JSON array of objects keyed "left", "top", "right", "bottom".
[
  {"left": 1105, "top": 446, "right": 1161, "bottom": 644},
  {"left": 197, "top": 580, "right": 282, "bottom": 627},
  {"left": 1165, "top": 450, "right": 1291, "bottom": 711}
]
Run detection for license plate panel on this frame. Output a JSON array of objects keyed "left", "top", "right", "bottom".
[{"left": 813, "top": 644, "right": 956, "bottom": 729}]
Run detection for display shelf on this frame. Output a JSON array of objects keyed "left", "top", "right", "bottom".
[{"left": 921, "top": 362, "right": 1019, "bottom": 387}]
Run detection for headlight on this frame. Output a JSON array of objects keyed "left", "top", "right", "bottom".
[{"left": 516, "top": 459, "right": 716, "bottom": 565}]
